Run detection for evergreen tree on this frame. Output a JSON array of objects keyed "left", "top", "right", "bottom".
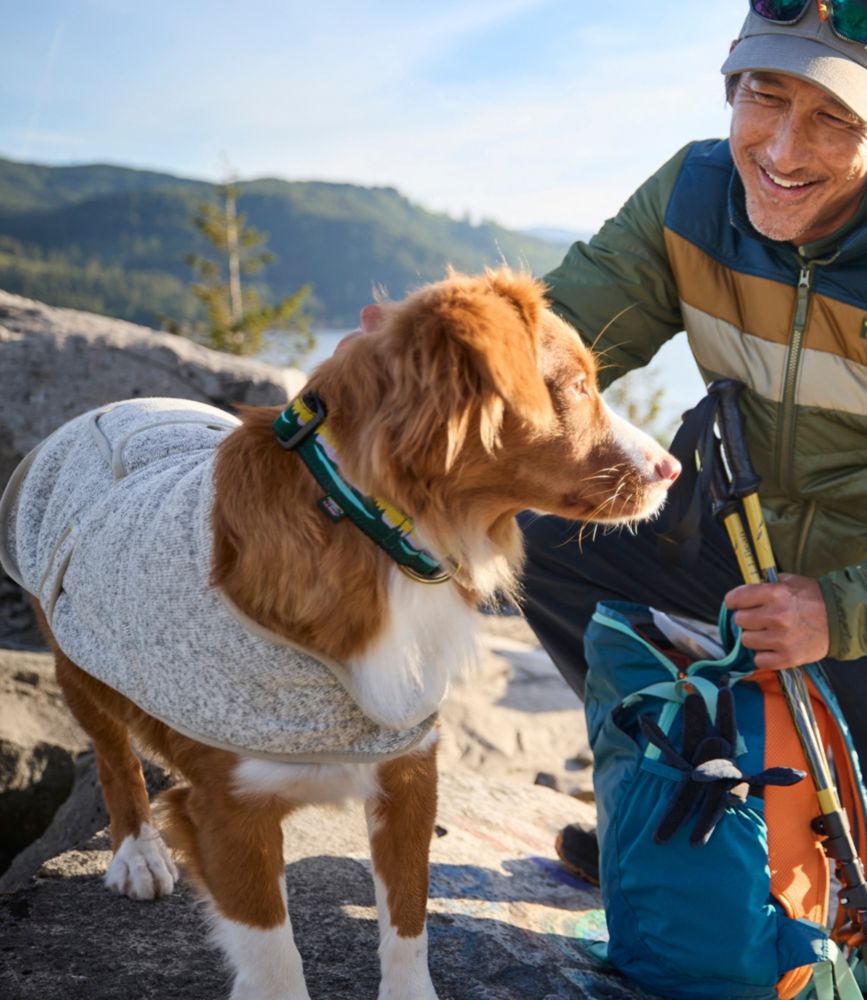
[{"left": 183, "top": 181, "right": 313, "bottom": 359}]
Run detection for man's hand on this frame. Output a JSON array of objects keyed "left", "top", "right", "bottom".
[
  {"left": 724, "top": 573, "right": 830, "bottom": 670},
  {"left": 335, "top": 303, "right": 384, "bottom": 353}
]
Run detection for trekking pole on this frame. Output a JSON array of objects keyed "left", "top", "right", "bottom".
[
  {"left": 707, "top": 415, "right": 834, "bottom": 806},
  {"left": 708, "top": 378, "right": 867, "bottom": 925},
  {"left": 707, "top": 436, "right": 761, "bottom": 587},
  {"left": 710, "top": 380, "right": 833, "bottom": 789}
]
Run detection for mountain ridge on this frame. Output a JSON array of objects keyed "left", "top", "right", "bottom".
[{"left": 0, "top": 156, "right": 571, "bottom": 328}]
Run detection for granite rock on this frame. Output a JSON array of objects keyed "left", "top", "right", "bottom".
[
  {"left": 0, "top": 290, "right": 307, "bottom": 651},
  {"left": 0, "top": 767, "right": 647, "bottom": 1000}
]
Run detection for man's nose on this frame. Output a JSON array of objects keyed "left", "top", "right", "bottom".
[{"left": 764, "top": 114, "right": 810, "bottom": 175}]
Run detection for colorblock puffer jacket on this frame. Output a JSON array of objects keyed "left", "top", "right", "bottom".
[{"left": 545, "top": 139, "right": 867, "bottom": 660}]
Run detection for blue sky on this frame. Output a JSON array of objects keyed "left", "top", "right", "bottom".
[{"left": 4, "top": 0, "right": 748, "bottom": 232}]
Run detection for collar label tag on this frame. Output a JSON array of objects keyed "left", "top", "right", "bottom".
[
  {"left": 318, "top": 495, "right": 346, "bottom": 522},
  {"left": 861, "top": 318, "right": 867, "bottom": 340}
]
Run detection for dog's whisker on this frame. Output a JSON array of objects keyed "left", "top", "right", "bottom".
[{"left": 590, "top": 305, "right": 639, "bottom": 352}]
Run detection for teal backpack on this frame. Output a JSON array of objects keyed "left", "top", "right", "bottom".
[{"left": 584, "top": 600, "right": 867, "bottom": 1000}]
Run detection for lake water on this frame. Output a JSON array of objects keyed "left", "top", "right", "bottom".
[
  {"left": 259, "top": 327, "right": 707, "bottom": 441},
  {"left": 258, "top": 328, "right": 347, "bottom": 372}
]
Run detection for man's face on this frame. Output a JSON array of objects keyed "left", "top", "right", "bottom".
[{"left": 730, "top": 71, "right": 867, "bottom": 244}]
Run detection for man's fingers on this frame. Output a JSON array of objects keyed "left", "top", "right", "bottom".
[
  {"left": 752, "top": 650, "right": 792, "bottom": 672},
  {"left": 738, "top": 630, "right": 797, "bottom": 670},
  {"left": 724, "top": 583, "right": 769, "bottom": 610},
  {"left": 334, "top": 330, "right": 362, "bottom": 354},
  {"left": 732, "top": 610, "right": 771, "bottom": 632},
  {"left": 726, "top": 574, "right": 828, "bottom": 668},
  {"left": 739, "top": 626, "right": 782, "bottom": 652}
]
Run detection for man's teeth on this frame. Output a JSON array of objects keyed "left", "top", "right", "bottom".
[{"left": 763, "top": 167, "right": 812, "bottom": 188}]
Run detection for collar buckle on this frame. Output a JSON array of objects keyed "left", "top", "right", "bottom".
[
  {"left": 274, "top": 391, "right": 457, "bottom": 586},
  {"left": 274, "top": 393, "right": 327, "bottom": 450},
  {"left": 399, "top": 559, "right": 461, "bottom": 585}
]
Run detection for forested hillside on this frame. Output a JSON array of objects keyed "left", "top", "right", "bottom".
[{"left": 0, "top": 157, "right": 570, "bottom": 328}]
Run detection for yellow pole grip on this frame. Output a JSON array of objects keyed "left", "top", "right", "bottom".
[
  {"left": 722, "top": 513, "right": 762, "bottom": 585},
  {"left": 817, "top": 786, "right": 842, "bottom": 816},
  {"left": 741, "top": 493, "right": 777, "bottom": 579}
]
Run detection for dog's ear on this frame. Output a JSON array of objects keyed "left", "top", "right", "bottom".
[
  {"left": 378, "top": 268, "right": 554, "bottom": 473},
  {"left": 464, "top": 268, "right": 552, "bottom": 427},
  {"left": 485, "top": 266, "right": 544, "bottom": 337}
]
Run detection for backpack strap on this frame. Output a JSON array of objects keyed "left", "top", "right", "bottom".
[
  {"left": 807, "top": 666, "right": 867, "bottom": 846},
  {"left": 652, "top": 392, "right": 721, "bottom": 567},
  {"left": 623, "top": 676, "right": 748, "bottom": 761},
  {"left": 796, "top": 939, "right": 867, "bottom": 1000}
]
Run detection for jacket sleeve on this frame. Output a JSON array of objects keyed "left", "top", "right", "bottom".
[
  {"left": 543, "top": 144, "right": 693, "bottom": 390},
  {"left": 820, "top": 564, "right": 867, "bottom": 660}
]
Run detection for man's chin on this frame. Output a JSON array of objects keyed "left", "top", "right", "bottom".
[{"left": 745, "top": 200, "right": 813, "bottom": 243}]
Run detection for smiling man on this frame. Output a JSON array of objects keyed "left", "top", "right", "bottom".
[
  {"left": 730, "top": 71, "right": 867, "bottom": 242},
  {"left": 519, "top": 0, "right": 867, "bottom": 885}
]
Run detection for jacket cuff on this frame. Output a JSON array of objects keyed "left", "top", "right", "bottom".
[{"left": 819, "top": 568, "right": 867, "bottom": 661}]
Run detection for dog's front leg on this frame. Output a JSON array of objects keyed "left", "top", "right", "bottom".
[
  {"left": 213, "top": 893, "right": 311, "bottom": 1000},
  {"left": 163, "top": 785, "right": 311, "bottom": 1000},
  {"left": 366, "top": 740, "right": 440, "bottom": 1000}
]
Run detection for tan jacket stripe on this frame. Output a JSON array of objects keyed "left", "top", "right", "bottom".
[
  {"left": 666, "top": 228, "right": 867, "bottom": 364},
  {"left": 808, "top": 295, "right": 867, "bottom": 367},
  {"left": 664, "top": 229, "right": 791, "bottom": 345},
  {"left": 682, "top": 302, "right": 867, "bottom": 416}
]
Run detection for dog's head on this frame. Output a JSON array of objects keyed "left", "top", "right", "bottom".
[{"left": 313, "top": 267, "right": 678, "bottom": 542}]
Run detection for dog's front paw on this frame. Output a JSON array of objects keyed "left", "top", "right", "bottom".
[
  {"left": 105, "top": 822, "right": 178, "bottom": 900},
  {"left": 378, "top": 979, "right": 439, "bottom": 1000},
  {"left": 377, "top": 934, "right": 439, "bottom": 1000},
  {"left": 231, "top": 986, "right": 312, "bottom": 1000}
]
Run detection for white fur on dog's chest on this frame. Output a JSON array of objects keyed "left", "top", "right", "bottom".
[
  {"left": 234, "top": 570, "right": 476, "bottom": 804},
  {"left": 345, "top": 568, "right": 478, "bottom": 731}
]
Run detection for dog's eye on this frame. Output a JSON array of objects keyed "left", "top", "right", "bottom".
[{"left": 570, "top": 376, "right": 589, "bottom": 400}]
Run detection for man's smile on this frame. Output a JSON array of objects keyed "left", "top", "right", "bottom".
[{"left": 755, "top": 160, "right": 821, "bottom": 199}]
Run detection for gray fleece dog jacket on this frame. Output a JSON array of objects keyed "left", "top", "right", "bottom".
[{"left": 0, "top": 398, "right": 435, "bottom": 762}]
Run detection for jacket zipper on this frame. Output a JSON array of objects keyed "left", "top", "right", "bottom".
[{"left": 775, "top": 262, "right": 813, "bottom": 490}]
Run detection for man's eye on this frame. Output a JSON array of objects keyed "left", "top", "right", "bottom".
[
  {"left": 821, "top": 112, "right": 855, "bottom": 129},
  {"left": 746, "top": 85, "right": 780, "bottom": 104}
]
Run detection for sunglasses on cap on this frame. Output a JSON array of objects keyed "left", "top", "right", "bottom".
[{"left": 750, "top": 0, "right": 867, "bottom": 44}]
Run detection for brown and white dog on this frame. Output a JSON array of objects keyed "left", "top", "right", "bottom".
[{"left": 29, "top": 269, "right": 678, "bottom": 999}]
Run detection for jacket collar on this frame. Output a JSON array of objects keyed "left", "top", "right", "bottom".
[{"left": 726, "top": 142, "right": 867, "bottom": 264}]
